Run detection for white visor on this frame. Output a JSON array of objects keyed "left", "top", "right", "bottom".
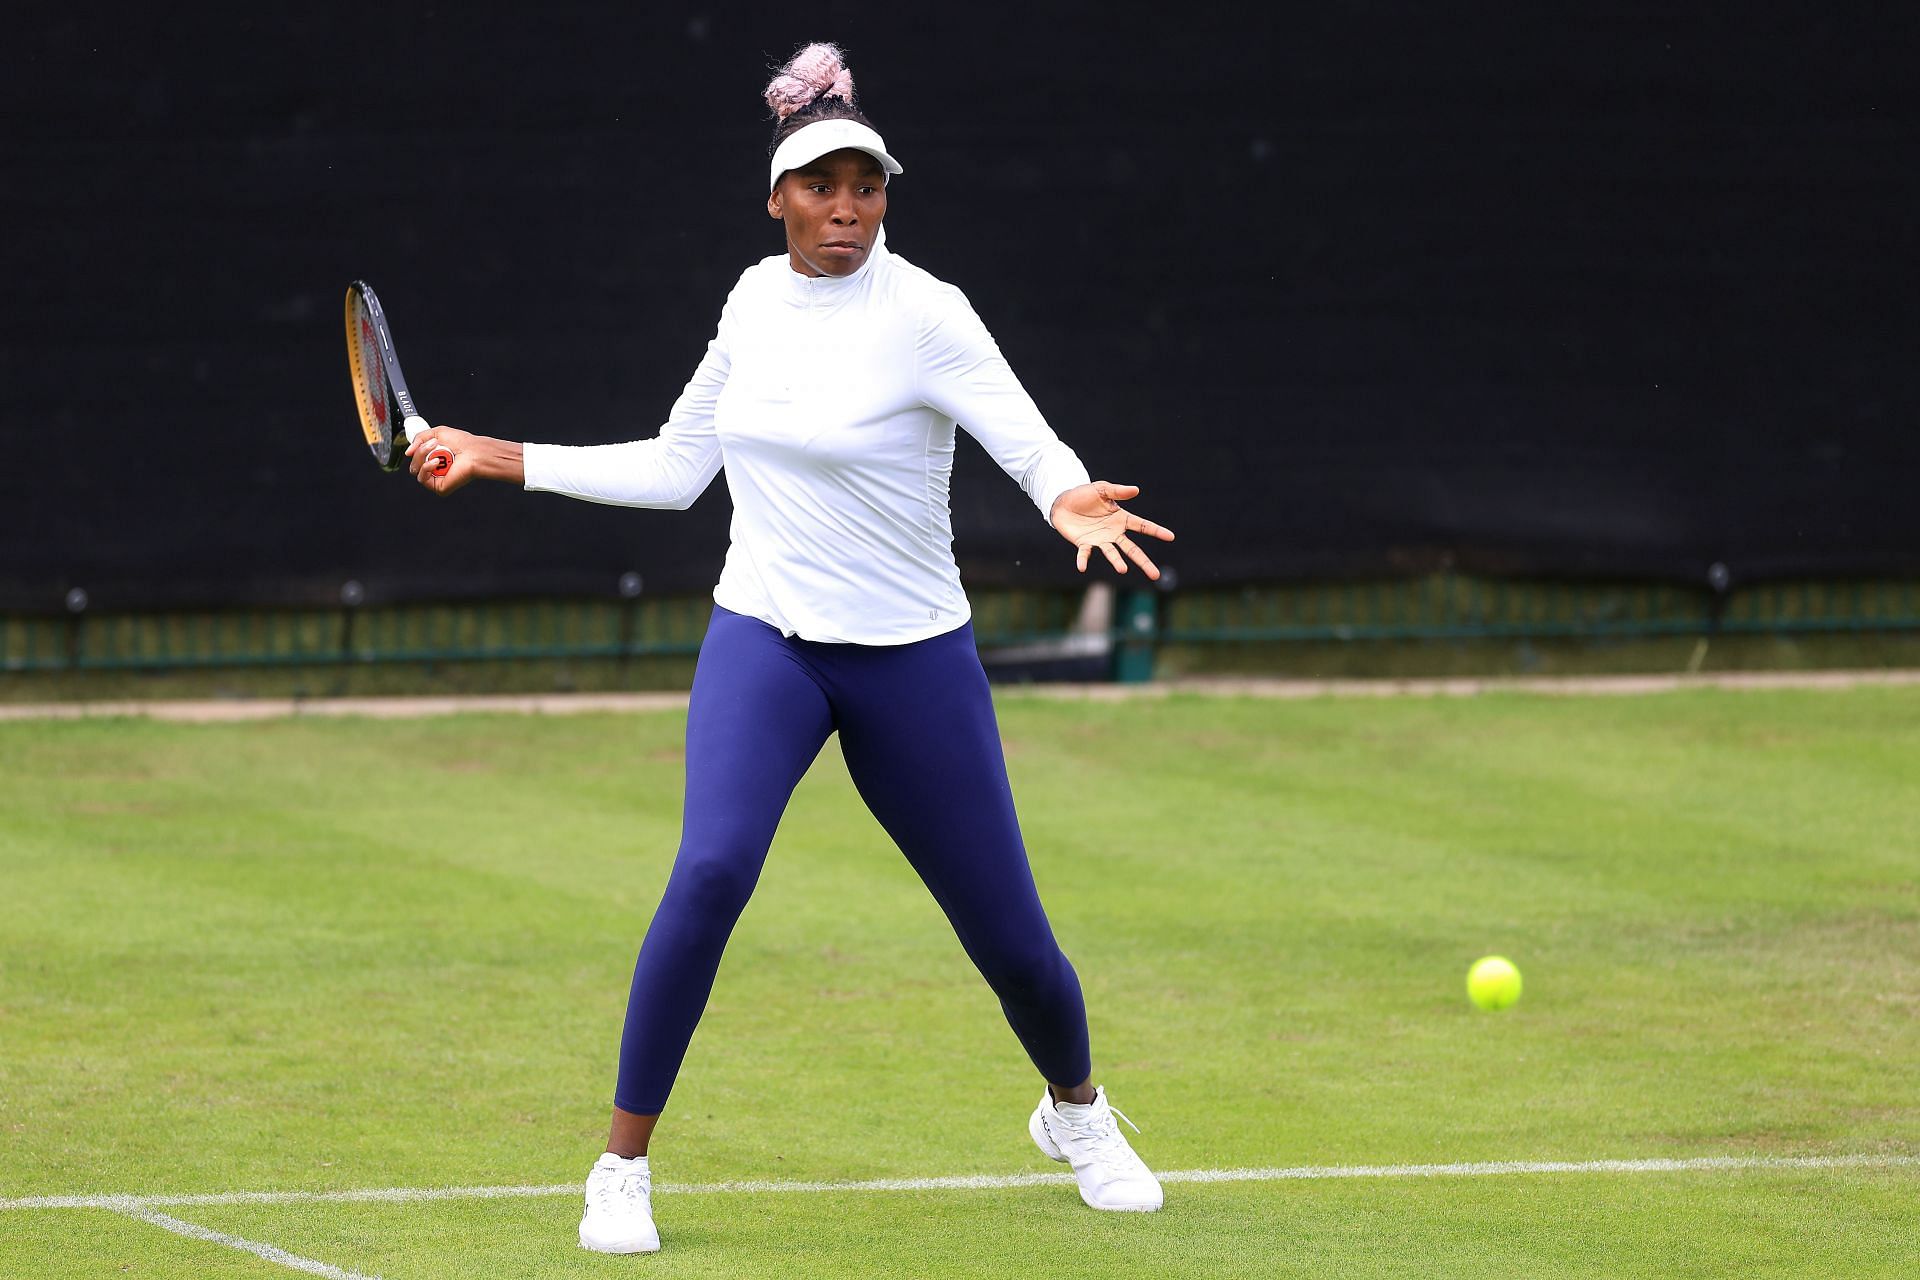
[{"left": 768, "top": 119, "right": 903, "bottom": 191}]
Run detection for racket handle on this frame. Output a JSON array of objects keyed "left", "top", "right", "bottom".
[{"left": 402, "top": 415, "right": 453, "bottom": 477}]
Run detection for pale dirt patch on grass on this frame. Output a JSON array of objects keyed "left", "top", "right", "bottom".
[{"left": 6, "top": 669, "right": 1920, "bottom": 723}]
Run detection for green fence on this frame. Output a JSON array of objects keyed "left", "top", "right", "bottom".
[
  {"left": 1159, "top": 578, "right": 1920, "bottom": 643},
  {"left": 4, "top": 577, "right": 1918, "bottom": 683},
  {"left": 0, "top": 590, "right": 1085, "bottom": 674}
]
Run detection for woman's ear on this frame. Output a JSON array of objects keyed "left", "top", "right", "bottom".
[{"left": 767, "top": 188, "right": 783, "bottom": 220}]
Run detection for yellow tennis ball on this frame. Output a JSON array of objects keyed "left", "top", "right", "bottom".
[{"left": 1467, "top": 955, "right": 1523, "bottom": 1010}]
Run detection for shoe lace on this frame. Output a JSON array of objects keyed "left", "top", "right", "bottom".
[
  {"left": 1068, "top": 1101, "right": 1144, "bottom": 1169},
  {"left": 591, "top": 1165, "right": 648, "bottom": 1214}
]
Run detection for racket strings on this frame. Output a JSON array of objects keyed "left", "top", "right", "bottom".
[{"left": 347, "top": 290, "right": 399, "bottom": 465}]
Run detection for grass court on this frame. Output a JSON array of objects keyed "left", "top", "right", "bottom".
[{"left": 2, "top": 687, "right": 1915, "bottom": 1276}]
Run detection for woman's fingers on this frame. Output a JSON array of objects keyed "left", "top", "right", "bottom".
[
  {"left": 1118, "top": 535, "right": 1161, "bottom": 579},
  {"left": 1124, "top": 513, "right": 1175, "bottom": 542},
  {"left": 413, "top": 442, "right": 450, "bottom": 489},
  {"left": 407, "top": 432, "right": 436, "bottom": 477},
  {"left": 402, "top": 426, "right": 473, "bottom": 494},
  {"left": 1071, "top": 500, "right": 1171, "bottom": 575}
]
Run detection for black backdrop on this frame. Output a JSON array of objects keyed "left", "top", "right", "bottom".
[{"left": 4, "top": 4, "right": 1914, "bottom": 611}]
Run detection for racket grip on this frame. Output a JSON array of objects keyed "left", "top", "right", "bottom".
[{"left": 401, "top": 416, "right": 452, "bottom": 476}]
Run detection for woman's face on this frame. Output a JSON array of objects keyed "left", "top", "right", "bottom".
[{"left": 768, "top": 148, "right": 888, "bottom": 278}]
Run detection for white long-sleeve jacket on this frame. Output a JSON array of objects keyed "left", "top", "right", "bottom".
[{"left": 523, "top": 236, "right": 1090, "bottom": 644}]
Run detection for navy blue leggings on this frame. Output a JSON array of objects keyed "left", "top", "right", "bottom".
[{"left": 613, "top": 605, "right": 1091, "bottom": 1115}]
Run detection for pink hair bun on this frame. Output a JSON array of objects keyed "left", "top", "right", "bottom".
[{"left": 764, "top": 42, "right": 855, "bottom": 120}]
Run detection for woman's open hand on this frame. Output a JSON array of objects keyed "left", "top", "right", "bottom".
[{"left": 1049, "top": 481, "right": 1175, "bottom": 578}]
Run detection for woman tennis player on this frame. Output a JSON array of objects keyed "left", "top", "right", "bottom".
[{"left": 406, "top": 42, "right": 1173, "bottom": 1255}]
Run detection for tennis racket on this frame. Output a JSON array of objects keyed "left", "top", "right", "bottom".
[{"left": 345, "top": 280, "right": 451, "bottom": 476}]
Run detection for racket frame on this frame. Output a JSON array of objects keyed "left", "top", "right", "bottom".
[{"left": 346, "top": 280, "right": 432, "bottom": 471}]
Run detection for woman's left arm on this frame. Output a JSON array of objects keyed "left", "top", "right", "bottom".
[{"left": 916, "top": 292, "right": 1174, "bottom": 577}]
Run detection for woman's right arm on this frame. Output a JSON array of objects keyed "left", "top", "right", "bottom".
[
  {"left": 405, "top": 431, "right": 523, "bottom": 489},
  {"left": 407, "top": 297, "right": 733, "bottom": 509}
]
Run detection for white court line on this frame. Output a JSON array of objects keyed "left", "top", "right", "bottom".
[
  {"left": 7, "top": 1153, "right": 1914, "bottom": 1212},
  {"left": 110, "top": 1203, "right": 379, "bottom": 1280}
]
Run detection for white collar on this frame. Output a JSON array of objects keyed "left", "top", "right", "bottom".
[{"left": 782, "top": 225, "right": 890, "bottom": 297}]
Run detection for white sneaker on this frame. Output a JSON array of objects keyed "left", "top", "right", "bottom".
[
  {"left": 1029, "top": 1085, "right": 1164, "bottom": 1211},
  {"left": 579, "top": 1152, "right": 660, "bottom": 1254}
]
